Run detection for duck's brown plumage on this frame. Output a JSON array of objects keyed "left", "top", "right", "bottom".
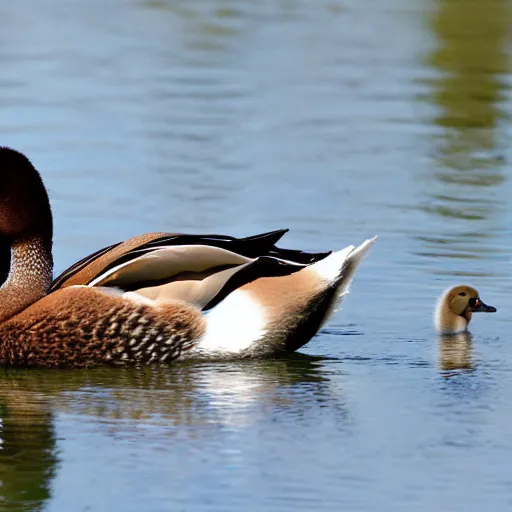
[
  {"left": 0, "top": 287, "right": 204, "bottom": 368},
  {"left": 0, "top": 147, "right": 375, "bottom": 368}
]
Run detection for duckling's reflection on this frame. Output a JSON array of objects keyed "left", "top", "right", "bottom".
[{"left": 438, "top": 332, "right": 474, "bottom": 375}]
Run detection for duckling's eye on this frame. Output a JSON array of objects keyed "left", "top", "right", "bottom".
[
  {"left": 468, "top": 298, "right": 476, "bottom": 307},
  {"left": 458, "top": 292, "right": 467, "bottom": 297}
]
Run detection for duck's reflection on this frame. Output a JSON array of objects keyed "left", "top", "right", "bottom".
[
  {"left": 0, "top": 354, "right": 345, "bottom": 510},
  {"left": 54, "top": 355, "right": 345, "bottom": 428},
  {"left": 438, "top": 332, "right": 474, "bottom": 375}
]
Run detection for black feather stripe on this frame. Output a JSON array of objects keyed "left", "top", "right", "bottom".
[
  {"left": 202, "top": 257, "right": 303, "bottom": 311},
  {"left": 49, "top": 240, "right": 122, "bottom": 292},
  {"left": 50, "top": 229, "right": 330, "bottom": 292}
]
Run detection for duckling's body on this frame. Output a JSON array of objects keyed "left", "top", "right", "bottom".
[
  {"left": 434, "top": 285, "right": 496, "bottom": 335},
  {"left": 0, "top": 147, "right": 376, "bottom": 367}
]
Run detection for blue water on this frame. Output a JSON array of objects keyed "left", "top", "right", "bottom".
[{"left": 1, "top": 0, "right": 512, "bottom": 510}]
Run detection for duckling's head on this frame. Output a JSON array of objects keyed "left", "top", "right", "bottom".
[{"left": 435, "top": 285, "right": 496, "bottom": 335}]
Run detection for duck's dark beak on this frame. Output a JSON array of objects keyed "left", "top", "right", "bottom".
[{"left": 472, "top": 298, "right": 497, "bottom": 313}]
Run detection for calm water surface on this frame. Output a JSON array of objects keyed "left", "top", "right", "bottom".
[{"left": 1, "top": 0, "right": 512, "bottom": 510}]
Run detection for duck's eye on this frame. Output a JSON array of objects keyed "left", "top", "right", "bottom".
[
  {"left": 468, "top": 298, "right": 476, "bottom": 307},
  {"left": 458, "top": 292, "right": 467, "bottom": 297}
]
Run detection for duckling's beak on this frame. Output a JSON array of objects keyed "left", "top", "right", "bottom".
[{"left": 472, "top": 298, "right": 497, "bottom": 313}]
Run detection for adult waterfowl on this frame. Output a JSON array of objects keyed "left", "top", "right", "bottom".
[
  {"left": 434, "top": 285, "right": 496, "bottom": 335},
  {"left": 0, "top": 147, "right": 376, "bottom": 368}
]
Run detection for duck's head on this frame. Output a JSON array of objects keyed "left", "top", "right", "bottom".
[
  {"left": 0, "top": 147, "right": 52, "bottom": 244},
  {"left": 435, "top": 285, "right": 496, "bottom": 335},
  {"left": 0, "top": 147, "right": 53, "bottom": 322}
]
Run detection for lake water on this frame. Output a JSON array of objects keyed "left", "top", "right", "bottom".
[{"left": 1, "top": 0, "right": 512, "bottom": 510}]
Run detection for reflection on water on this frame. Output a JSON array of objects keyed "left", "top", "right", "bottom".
[
  {"left": 59, "top": 356, "right": 342, "bottom": 427},
  {"left": 0, "top": 0, "right": 510, "bottom": 510},
  {"left": 438, "top": 332, "right": 474, "bottom": 375},
  {"left": 0, "top": 356, "right": 346, "bottom": 511},
  {"left": 416, "top": 0, "right": 509, "bottom": 270},
  {"left": 0, "top": 391, "right": 56, "bottom": 512},
  {"left": 427, "top": 0, "right": 509, "bottom": 149}
]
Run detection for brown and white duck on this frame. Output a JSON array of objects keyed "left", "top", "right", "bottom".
[
  {"left": 434, "top": 285, "right": 496, "bottom": 335},
  {"left": 0, "top": 147, "right": 376, "bottom": 368}
]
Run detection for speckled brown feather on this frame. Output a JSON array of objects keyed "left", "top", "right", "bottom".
[{"left": 0, "top": 287, "right": 205, "bottom": 368}]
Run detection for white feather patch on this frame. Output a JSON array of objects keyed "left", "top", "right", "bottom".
[
  {"left": 314, "top": 237, "right": 377, "bottom": 327},
  {"left": 311, "top": 246, "right": 355, "bottom": 281},
  {"left": 87, "top": 245, "right": 253, "bottom": 288},
  {"left": 195, "top": 290, "right": 267, "bottom": 356},
  {"left": 123, "top": 291, "right": 156, "bottom": 307}
]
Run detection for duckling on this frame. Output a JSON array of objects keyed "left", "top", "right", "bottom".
[
  {"left": 434, "top": 285, "right": 496, "bottom": 335},
  {"left": 0, "top": 147, "right": 377, "bottom": 367}
]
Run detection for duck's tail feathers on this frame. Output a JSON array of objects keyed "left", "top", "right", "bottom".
[
  {"left": 310, "top": 236, "right": 377, "bottom": 326},
  {"left": 312, "top": 236, "right": 376, "bottom": 284}
]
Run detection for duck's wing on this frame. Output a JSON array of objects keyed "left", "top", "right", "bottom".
[
  {"left": 102, "top": 248, "right": 305, "bottom": 311},
  {"left": 50, "top": 232, "right": 169, "bottom": 291},
  {"left": 50, "top": 231, "right": 330, "bottom": 309}
]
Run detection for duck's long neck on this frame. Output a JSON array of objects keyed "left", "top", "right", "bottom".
[{"left": 0, "top": 234, "right": 53, "bottom": 322}]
